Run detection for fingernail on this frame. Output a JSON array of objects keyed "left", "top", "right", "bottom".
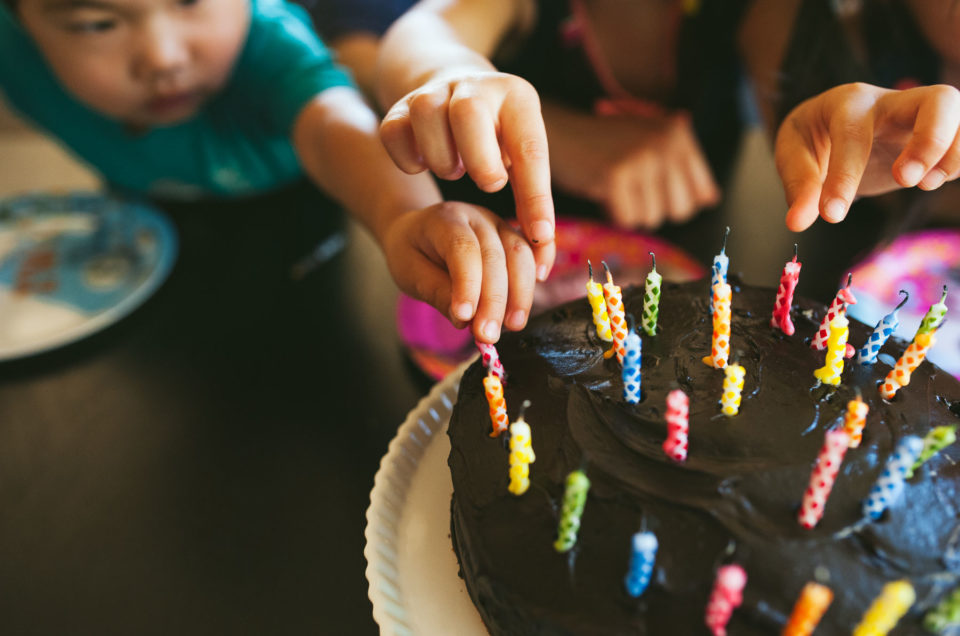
[
  {"left": 530, "top": 220, "right": 554, "bottom": 244},
  {"left": 537, "top": 264, "right": 549, "bottom": 282},
  {"left": 920, "top": 168, "right": 947, "bottom": 190},
  {"left": 507, "top": 310, "right": 526, "bottom": 330},
  {"left": 453, "top": 302, "right": 473, "bottom": 321},
  {"left": 482, "top": 320, "right": 500, "bottom": 341},
  {"left": 483, "top": 176, "right": 508, "bottom": 192},
  {"left": 823, "top": 198, "right": 846, "bottom": 223},
  {"left": 900, "top": 160, "right": 925, "bottom": 186}
]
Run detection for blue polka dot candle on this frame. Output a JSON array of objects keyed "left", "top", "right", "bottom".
[
  {"left": 624, "top": 531, "right": 657, "bottom": 598},
  {"left": 863, "top": 436, "right": 924, "bottom": 520},
  {"left": 857, "top": 290, "right": 909, "bottom": 365},
  {"left": 709, "top": 226, "right": 730, "bottom": 316},
  {"left": 622, "top": 315, "right": 642, "bottom": 404}
]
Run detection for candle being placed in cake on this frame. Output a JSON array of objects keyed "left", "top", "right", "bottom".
[
  {"left": 642, "top": 252, "right": 662, "bottom": 336},
  {"left": 853, "top": 580, "right": 915, "bottom": 636},
  {"left": 771, "top": 244, "right": 801, "bottom": 336},
  {"left": 622, "top": 315, "right": 642, "bottom": 404},
  {"left": 812, "top": 274, "right": 856, "bottom": 351},
  {"left": 702, "top": 281, "right": 731, "bottom": 369},
  {"left": 705, "top": 564, "right": 746, "bottom": 636},
  {"left": 477, "top": 340, "right": 506, "bottom": 383},
  {"left": 602, "top": 262, "right": 628, "bottom": 364},
  {"left": 585, "top": 260, "right": 613, "bottom": 345},
  {"left": 798, "top": 427, "right": 850, "bottom": 529},
  {"left": 813, "top": 314, "right": 849, "bottom": 386},
  {"left": 843, "top": 393, "right": 869, "bottom": 448},
  {"left": 624, "top": 531, "right": 657, "bottom": 598},
  {"left": 863, "top": 436, "right": 924, "bottom": 520},
  {"left": 483, "top": 371, "right": 509, "bottom": 437},
  {"left": 721, "top": 360, "right": 745, "bottom": 416},
  {"left": 924, "top": 585, "right": 960, "bottom": 634},
  {"left": 782, "top": 582, "right": 833, "bottom": 636},
  {"left": 905, "top": 425, "right": 956, "bottom": 479},
  {"left": 709, "top": 226, "right": 730, "bottom": 316},
  {"left": 663, "top": 389, "right": 689, "bottom": 462},
  {"left": 508, "top": 400, "right": 536, "bottom": 496},
  {"left": 554, "top": 469, "right": 591, "bottom": 553},
  {"left": 857, "top": 290, "right": 909, "bottom": 365}
]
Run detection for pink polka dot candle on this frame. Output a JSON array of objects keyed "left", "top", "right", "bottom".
[
  {"left": 705, "top": 564, "right": 746, "bottom": 636},
  {"left": 798, "top": 428, "right": 850, "bottom": 529},
  {"left": 663, "top": 389, "right": 689, "bottom": 462},
  {"left": 771, "top": 244, "right": 801, "bottom": 336}
]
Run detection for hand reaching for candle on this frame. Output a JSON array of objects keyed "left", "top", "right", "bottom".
[
  {"left": 380, "top": 201, "right": 536, "bottom": 344},
  {"left": 544, "top": 103, "right": 720, "bottom": 230},
  {"left": 379, "top": 70, "right": 556, "bottom": 281},
  {"left": 775, "top": 82, "right": 960, "bottom": 231}
]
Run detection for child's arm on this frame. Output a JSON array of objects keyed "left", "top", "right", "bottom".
[
  {"left": 375, "top": 0, "right": 555, "bottom": 282},
  {"left": 773, "top": 83, "right": 960, "bottom": 231},
  {"left": 292, "top": 85, "right": 536, "bottom": 342}
]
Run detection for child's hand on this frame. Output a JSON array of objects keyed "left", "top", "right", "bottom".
[
  {"left": 379, "top": 71, "right": 555, "bottom": 281},
  {"left": 775, "top": 82, "right": 960, "bottom": 231},
  {"left": 381, "top": 200, "right": 536, "bottom": 344},
  {"left": 546, "top": 106, "right": 720, "bottom": 229}
]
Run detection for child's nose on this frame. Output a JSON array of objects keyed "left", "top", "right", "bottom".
[{"left": 136, "top": 21, "right": 190, "bottom": 81}]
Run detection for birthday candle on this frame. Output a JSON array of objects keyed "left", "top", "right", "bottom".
[
  {"left": 702, "top": 282, "right": 732, "bottom": 369},
  {"left": 624, "top": 531, "right": 658, "bottom": 598},
  {"left": 602, "top": 262, "right": 628, "bottom": 364},
  {"left": 812, "top": 275, "right": 856, "bottom": 351},
  {"left": 863, "top": 436, "right": 923, "bottom": 520},
  {"left": 554, "top": 469, "right": 591, "bottom": 553},
  {"left": 853, "top": 580, "right": 915, "bottom": 636},
  {"left": 721, "top": 362, "right": 745, "bottom": 416},
  {"left": 771, "top": 244, "right": 802, "bottom": 336},
  {"left": 586, "top": 261, "right": 613, "bottom": 343},
  {"left": 508, "top": 400, "right": 536, "bottom": 496},
  {"left": 857, "top": 290, "right": 909, "bottom": 365},
  {"left": 477, "top": 341, "right": 506, "bottom": 383},
  {"left": 709, "top": 226, "right": 730, "bottom": 315},
  {"left": 642, "top": 252, "right": 662, "bottom": 336},
  {"left": 813, "top": 315, "right": 849, "bottom": 386},
  {"left": 919, "top": 285, "right": 948, "bottom": 334},
  {"left": 782, "top": 582, "right": 833, "bottom": 636},
  {"left": 482, "top": 371, "right": 509, "bottom": 437},
  {"left": 622, "top": 317, "right": 642, "bottom": 404},
  {"left": 905, "top": 425, "right": 957, "bottom": 479},
  {"left": 798, "top": 428, "right": 850, "bottom": 529},
  {"left": 924, "top": 585, "right": 960, "bottom": 634},
  {"left": 663, "top": 389, "right": 690, "bottom": 462},
  {"left": 843, "top": 395, "right": 869, "bottom": 448},
  {"left": 705, "top": 564, "right": 746, "bottom": 636},
  {"left": 879, "top": 331, "right": 936, "bottom": 399}
]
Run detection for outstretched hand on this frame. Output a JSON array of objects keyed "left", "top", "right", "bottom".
[
  {"left": 775, "top": 82, "right": 960, "bottom": 231},
  {"left": 380, "top": 70, "right": 555, "bottom": 281},
  {"left": 381, "top": 201, "right": 537, "bottom": 344}
]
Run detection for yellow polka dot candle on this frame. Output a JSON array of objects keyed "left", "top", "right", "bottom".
[
  {"left": 843, "top": 394, "right": 869, "bottom": 449},
  {"left": 508, "top": 400, "right": 536, "bottom": 496},
  {"left": 853, "top": 580, "right": 915, "bottom": 636},
  {"left": 586, "top": 260, "right": 613, "bottom": 344},
  {"left": 702, "top": 282, "right": 731, "bottom": 369},
  {"left": 813, "top": 315, "right": 848, "bottom": 386},
  {"left": 782, "top": 582, "right": 833, "bottom": 636},
  {"left": 483, "top": 371, "right": 508, "bottom": 438},
  {"left": 721, "top": 362, "right": 745, "bottom": 416},
  {"left": 602, "top": 261, "right": 628, "bottom": 364}
]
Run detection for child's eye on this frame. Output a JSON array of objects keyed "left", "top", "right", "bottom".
[
  {"left": 67, "top": 19, "right": 117, "bottom": 32},
  {"left": 178, "top": 0, "right": 200, "bottom": 7}
]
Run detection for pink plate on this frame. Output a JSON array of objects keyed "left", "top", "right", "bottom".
[{"left": 398, "top": 218, "right": 707, "bottom": 381}]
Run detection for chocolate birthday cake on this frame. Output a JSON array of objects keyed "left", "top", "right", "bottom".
[{"left": 448, "top": 279, "right": 960, "bottom": 635}]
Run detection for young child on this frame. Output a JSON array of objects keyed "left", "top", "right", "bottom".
[
  {"left": 0, "top": 0, "right": 553, "bottom": 342},
  {"left": 739, "top": 0, "right": 960, "bottom": 231},
  {"left": 375, "top": 0, "right": 749, "bottom": 230}
]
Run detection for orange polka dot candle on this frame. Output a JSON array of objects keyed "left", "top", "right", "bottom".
[
  {"left": 702, "top": 282, "right": 731, "bottom": 369},
  {"left": 483, "top": 371, "right": 508, "bottom": 437},
  {"left": 880, "top": 332, "right": 935, "bottom": 400},
  {"left": 602, "top": 261, "right": 628, "bottom": 364},
  {"left": 782, "top": 582, "right": 833, "bottom": 636},
  {"left": 843, "top": 394, "right": 869, "bottom": 449}
]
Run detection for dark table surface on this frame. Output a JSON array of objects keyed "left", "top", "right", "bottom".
[{"left": 0, "top": 130, "right": 913, "bottom": 635}]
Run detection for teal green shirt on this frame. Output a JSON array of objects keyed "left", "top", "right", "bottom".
[{"left": 0, "top": 0, "right": 354, "bottom": 198}]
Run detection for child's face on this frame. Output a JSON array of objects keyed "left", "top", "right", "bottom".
[{"left": 18, "top": 0, "right": 250, "bottom": 126}]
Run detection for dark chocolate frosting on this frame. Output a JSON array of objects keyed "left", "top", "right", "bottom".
[{"left": 448, "top": 280, "right": 960, "bottom": 635}]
